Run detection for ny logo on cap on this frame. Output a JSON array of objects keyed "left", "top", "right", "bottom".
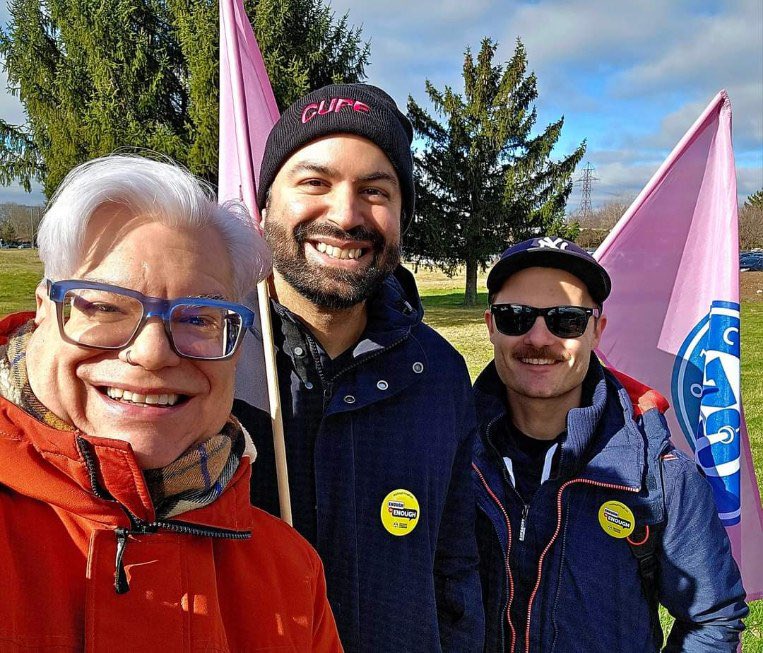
[
  {"left": 536, "top": 237, "right": 569, "bottom": 250},
  {"left": 301, "top": 98, "right": 371, "bottom": 124}
]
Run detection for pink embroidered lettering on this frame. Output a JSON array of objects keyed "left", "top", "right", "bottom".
[
  {"left": 301, "top": 103, "right": 319, "bottom": 124},
  {"left": 300, "top": 97, "right": 372, "bottom": 124}
]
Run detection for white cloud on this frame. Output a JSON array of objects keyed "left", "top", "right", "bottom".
[
  {"left": 0, "top": 0, "right": 758, "bottom": 207},
  {"left": 615, "top": 1, "right": 762, "bottom": 96}
]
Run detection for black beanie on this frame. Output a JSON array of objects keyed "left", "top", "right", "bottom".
[{"left": 256, "top": 83, "right": 415, "bottom": 227}]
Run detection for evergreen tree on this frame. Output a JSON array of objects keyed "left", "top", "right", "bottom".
[
  {"left": 406, "top": 38, "right": 585, "bottom": 305},
  {"left": 0, "top": 0, "right": 369, "bottom": 197},
  {"left": 0, "top": 219, "right": 18, "bottom": 245},
  {"left": 745, "top": 189, "right": 763, "bottom": 209},
  {"left": 249, "top": 0, "right": 369, "bottom": 109}
]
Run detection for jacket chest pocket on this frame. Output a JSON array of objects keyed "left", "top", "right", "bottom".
[
  {"left": 85, "top": 530, "right": 229, "bottom": 652},
  {"left": 540, "top": 494, "right": 654, "bottom": 652}
]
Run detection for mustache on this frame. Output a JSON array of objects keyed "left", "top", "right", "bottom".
[
  {"left": 293, "top": 222, "right": 385, "bottom": 248},
  {"left": 513, "top": 346, "right": 570, "bottom": 362}
]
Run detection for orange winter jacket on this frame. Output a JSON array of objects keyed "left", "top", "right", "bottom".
[{"left": 0, "top": 394, "right": 342, "bottom": 652}]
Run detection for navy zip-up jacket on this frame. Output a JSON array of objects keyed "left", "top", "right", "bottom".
[
  {"left": 235, "top": 266, "right": 484, "bottom": 652},
  {"left": 473, "top": 356, "right": 747, "bottom": 653}
]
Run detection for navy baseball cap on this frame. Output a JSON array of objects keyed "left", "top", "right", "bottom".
[{"left": 487, "top": 236, "right": 611, "bottom": 304}]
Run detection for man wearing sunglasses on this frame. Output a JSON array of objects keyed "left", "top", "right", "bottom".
[
  {"left": 473, "top": 236, "right": 747, "bottom": 652},
  {"left": 0, "top": 155, "right": 341, "bottom": 650}
]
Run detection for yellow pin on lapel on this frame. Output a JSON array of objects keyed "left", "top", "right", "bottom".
[
  {"left": 381, "top": 489, "right": 420, "bottom": 536},
  {"left": 598, "top": 500, "right": 636, "bottom": 538}
]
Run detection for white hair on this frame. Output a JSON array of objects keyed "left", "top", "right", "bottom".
[{"left": 37, "top": 154, "right": 271, "bottom": 301}]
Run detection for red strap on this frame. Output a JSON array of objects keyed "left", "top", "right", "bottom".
[{"left": 608, "top": 367, "right": 670, "bottom": 417}]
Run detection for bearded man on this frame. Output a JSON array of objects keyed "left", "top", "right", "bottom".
[
  {"left": 234, "top": 84, "right": 484, "bottom": 652},
  {"left": 0, "top": 155, "right": 341, "bottom": 651}
]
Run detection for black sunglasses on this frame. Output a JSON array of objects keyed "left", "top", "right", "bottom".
[{"left": 490, "top": 304, "right": 601, "bottom": 338}]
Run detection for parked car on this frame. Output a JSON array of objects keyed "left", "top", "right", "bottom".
[{"left": 740, "top": 250, "right": 763, "bottom": 272}]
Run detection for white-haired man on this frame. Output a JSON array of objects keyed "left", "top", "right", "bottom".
[{"left": 0, "top": 155, "right": 341, "bottom": 650}]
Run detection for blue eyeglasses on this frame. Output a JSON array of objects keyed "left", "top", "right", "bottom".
[{"left": 47, "top": 279, "right": 255, "bottom": 360}]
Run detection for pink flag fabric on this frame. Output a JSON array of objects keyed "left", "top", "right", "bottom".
[
  {"left": 219, "top": 0, "right": 279, "bottom": 411},
  {"left": 219, "top": 0, "right": 279, "bottom": 213},
  {"left": 595, "top": 91, "right": 763, "bottom": 600}
]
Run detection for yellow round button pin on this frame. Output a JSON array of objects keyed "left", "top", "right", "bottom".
[
  {"left": 598, "top": 500, "right": 636, "bottom": 538},
  {"left": 381, "top": 489, "right": 420, "bottom": 536}
]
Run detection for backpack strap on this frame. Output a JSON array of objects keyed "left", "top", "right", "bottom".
[
  {"left": 627, "top": 453, "right": 668, "bottom": 649},
  {"left": 627, "top": 523, "right": 661, "bottom": 601}
]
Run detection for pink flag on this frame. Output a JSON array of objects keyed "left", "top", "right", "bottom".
[
  {"left": 219, "top": 0, "right": 279, "bottom": 214},
  {"left": 595, "top": 91, "right": 763, "bottom": 600},
  {"left": 219, "top": 0, "right": 279, "bottom": 411}
]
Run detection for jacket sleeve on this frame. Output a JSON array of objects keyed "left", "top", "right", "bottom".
[
  {"left": 658, "top": 449, "right": 748, "bottom": 652},
  {"left": 311, "top": 551, "right": 345, "bottom": 652},
  {"left": 434, "top": 375, "right": 486, "bottom": 652}
]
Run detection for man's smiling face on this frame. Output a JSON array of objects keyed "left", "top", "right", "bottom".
[
  {"left": 486, "top": 266, "right": 606, "bottom": 406},
  {"left": 26, "top": 206, "right": 237, "bottom": 469},
  {"left": 263, "top": 134, "right": 402, "bottom": 309}
]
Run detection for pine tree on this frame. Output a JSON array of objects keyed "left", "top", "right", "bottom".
[
  {"left": 406, "top": 38, "right": 585, "bottom": 306},
  {"left": 0, "top": 0, "right": 369, "bottom": 197},
  {"left": 745, "top": 189, "right": 763, "bottom": 209},
  {"left": 249, "top": 0, "right": 369, "bottom": 109}
]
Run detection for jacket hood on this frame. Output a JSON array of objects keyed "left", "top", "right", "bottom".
[{"left": 363, "top": 265, "right": 423, "bottom": 342}]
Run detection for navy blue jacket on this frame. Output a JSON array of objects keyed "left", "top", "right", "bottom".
[
  {"left": 473, "top": 356, "right": 747, "bottom": 653},
  {"left": 235, "top": 267, "right": 484, "bottom": 652}
]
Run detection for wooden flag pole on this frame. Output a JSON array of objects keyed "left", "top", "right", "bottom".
[
  {"left": 256, "top": 279, "right": 292, "bottom": 525},
  {"left": 221, "top": 0, "right": 292, "bottom": 525}
]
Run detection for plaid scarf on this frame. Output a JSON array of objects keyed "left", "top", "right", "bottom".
[{"left": 0, "top": 319, "right": 244, "bottom": 520}]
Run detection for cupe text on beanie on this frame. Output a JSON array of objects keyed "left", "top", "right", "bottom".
[{"left": 256, "top": 83, "right": 415, "bottom": 227}]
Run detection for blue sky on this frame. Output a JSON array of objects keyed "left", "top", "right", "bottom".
[{"left": 1, "top": 0, "right": 761, "bottom": 209}]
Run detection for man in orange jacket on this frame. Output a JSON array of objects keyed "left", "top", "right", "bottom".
[{"left": 0, "top": 154, "right": 342, "bottom": 651}]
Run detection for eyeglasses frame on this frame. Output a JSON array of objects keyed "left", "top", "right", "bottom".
[
  {"left": 46, "top": 279, "right": 255, "bottom": 361},
  {"left": 490, "top": 303, "right": 601, "bottom": 339}
]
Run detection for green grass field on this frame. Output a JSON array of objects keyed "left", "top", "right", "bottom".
[{"left": 1, "top": 250, "right": 761, "bottom": 648}]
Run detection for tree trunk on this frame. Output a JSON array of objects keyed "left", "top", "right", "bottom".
[{"left": 464, "top": 256, "right": 478, "bottom": 306}]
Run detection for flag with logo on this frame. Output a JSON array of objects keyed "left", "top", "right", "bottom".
[
  {"left": 595, "top": 91, "right": 763, "bottom": 599},
  {"left": 219, "top": 0, "right": 279, "bottom": 412}
]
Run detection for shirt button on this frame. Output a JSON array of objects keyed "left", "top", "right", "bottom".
[
  {"left": 376, "top": 380, "right": 389, "bottom": 391},
  {"left": 343, "top": 395, "right": 356, "bottom": 404},
  {"left": 293, "top": 346, "right": 305, "bottom": 356},
  {"left": 304, "top": 381, "right": 314, "bottom": 390},
  {"left": 412, "top": 362, "right": 424, "bottom": 374}
]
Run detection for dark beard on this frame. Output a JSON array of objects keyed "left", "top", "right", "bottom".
[{"left": 264, "top": 218, "right": 401, "bottom": 310}]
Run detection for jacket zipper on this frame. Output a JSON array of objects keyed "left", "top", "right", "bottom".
[
  {"left": 518, "top": 504, "right": 529, "bottom": 542},
  {"left": 478, "top": 413, "right": 521, "bottom": 652},
  {"left": 304, "top": 330, "right": 409, "bottom": 410},
  {"left": 77, "top": 434, "right": 251, "bottom": 594},
  {"left": 473, "top": 461, "right": 517, "bottom": 653},
  {"left": 114, "top": 518, "right": 251, "bottom": 594},
  {"left": 329, "top": 333, "right": 409, "bottom": 382},
  {"left": 522, "top": 478, "right": 639, "bottom": 653}
]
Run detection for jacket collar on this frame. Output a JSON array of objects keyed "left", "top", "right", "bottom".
[{"left": 474, "top": 355, "right": 648, "bottom": 491}]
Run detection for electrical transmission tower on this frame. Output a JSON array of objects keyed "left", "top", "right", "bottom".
[{"left": 576, "top": 162, "right": 598, "bottom": 220}]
